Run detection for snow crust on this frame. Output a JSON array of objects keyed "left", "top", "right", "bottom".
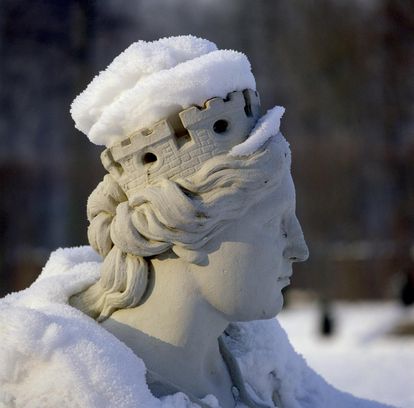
[
  {"left": 0, "top": 247, "right": 391, "bottom": 408},
  {"left": 71, "top": 36, "right": 255, "bottom": 147},
  {"left": 229, "top": 106, "right": 285, "bottom": 157}
]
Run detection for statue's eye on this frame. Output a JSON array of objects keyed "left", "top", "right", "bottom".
[{"left": 213, "top": 119, "right": 229, "bottom": 134}]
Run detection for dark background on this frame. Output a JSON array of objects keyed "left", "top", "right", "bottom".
[{"left": 1, "top": 0, "right": 413, "bottom": 304}]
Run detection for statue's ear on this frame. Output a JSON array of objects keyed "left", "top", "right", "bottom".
[{"left": 101, "top": 149, "right": 124, "bottom": 179}]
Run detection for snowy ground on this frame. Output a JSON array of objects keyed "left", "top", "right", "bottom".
[{"left": 278, "top": 301, "right": 414, "bottom": 408}]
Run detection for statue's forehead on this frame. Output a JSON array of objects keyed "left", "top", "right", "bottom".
[{"left": 262, "top": 169, "right": 296, "bottom": 220}]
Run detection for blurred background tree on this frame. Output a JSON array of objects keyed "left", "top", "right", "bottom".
[{"left": 0, "top": 0, "right": 413, "bottom": 302}]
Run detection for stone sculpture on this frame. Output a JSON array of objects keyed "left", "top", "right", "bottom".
[
  {"left": 0, "top": 36, "right": 389, "bottom": 408},
  {"left": 68, "top": 35, "right": 308, "bottom": 407}
]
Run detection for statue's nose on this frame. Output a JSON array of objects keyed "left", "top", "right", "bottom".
[
  {"left": 283, "top": 240, "right": 309, "bottom": 262},
  {"left": 282, "top": 216, "right": 309, "bottom": 262}
]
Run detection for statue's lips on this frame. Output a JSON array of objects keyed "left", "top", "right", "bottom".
[{"left": 277, "top": 274, "right": 292, "bottom": 286}]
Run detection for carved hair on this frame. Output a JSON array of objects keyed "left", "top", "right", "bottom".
[{"left": 70, "top": 137, "right": 290, "bottom": 321}]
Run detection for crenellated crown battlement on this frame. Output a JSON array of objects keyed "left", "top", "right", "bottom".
[{"left": 101, "top": 89, "right": 260, "bottom": 197}]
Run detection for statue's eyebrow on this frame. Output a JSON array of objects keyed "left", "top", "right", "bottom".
[{"left": 263, "top": 199, "right": 295, "bottom": 227}]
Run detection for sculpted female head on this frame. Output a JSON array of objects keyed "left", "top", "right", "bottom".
[
  {"left": 70, "top": 127, "right": 308, "bottom": 322},
  {"left": 69, "top": 36, "right": 308, "bottom": 323}
]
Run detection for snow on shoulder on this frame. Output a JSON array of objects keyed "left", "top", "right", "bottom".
[{"left": 0, "top": 247, "right": 196, "bottom": 408}]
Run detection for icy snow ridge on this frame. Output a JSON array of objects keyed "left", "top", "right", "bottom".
[{"left": 230, "top": 106, "right": 285, "bottom": 157}]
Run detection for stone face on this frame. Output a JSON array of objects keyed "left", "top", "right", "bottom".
[{"left": 100, "top": 90, "right": 260, "bottom": 198}]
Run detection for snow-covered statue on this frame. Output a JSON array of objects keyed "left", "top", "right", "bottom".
[{"left": 0, "top": 36, "right": 389, "bottom": 408}]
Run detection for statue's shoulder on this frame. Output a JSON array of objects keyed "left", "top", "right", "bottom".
[
  {"left": 0, "top": 247, "right": 143, "bottom": 407},
  {"left": 0, "top": 247, "right": 205, "bottom": 408}
]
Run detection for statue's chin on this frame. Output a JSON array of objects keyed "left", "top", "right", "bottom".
[
  {"left": 232, "top": 292, "right": 284, "bottom": 322},
  {"left": 261, "top": 293, "right": 284, "bottom": 320}
]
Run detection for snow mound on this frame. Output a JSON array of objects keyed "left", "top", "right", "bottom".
[
  {"left": 71, "top": 36, "right": 255, "bottom": 148},
  {"left": 229, "top": 106, "right": 285, "bottom": 157}
]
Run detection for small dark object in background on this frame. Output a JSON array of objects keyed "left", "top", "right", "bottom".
[
  {"left": 319, "top": 298, "right": 335, "bottom": 337},
  {"left": 400, "top": 268, "right": 414, "bottom": 307}
]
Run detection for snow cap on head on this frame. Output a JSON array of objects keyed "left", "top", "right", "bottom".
[{"left": 71, "top": 35, "right": 257, "bottom": 148}]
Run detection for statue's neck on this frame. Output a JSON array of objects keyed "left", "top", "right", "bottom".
[{"left": 100, "top": 257, "right": 235, "bottom": 407}]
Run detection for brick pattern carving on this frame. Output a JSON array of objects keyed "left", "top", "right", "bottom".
[{"left": 101, "top": 89, "right": 260, "bottom": 197}]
